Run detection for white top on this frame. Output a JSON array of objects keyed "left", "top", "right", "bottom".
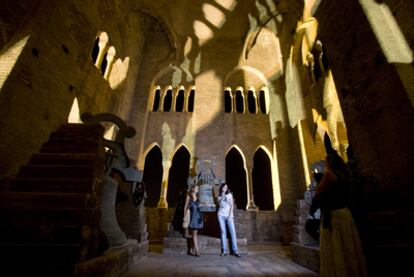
[{"left": 217, "top": 193, "right": 234, "bottom": 218}]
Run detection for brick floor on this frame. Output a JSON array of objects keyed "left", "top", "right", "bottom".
[{"left": 122, "top": 243, "right": 318, "bottom": 277}]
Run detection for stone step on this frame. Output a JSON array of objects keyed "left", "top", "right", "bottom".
[
  {"left": 0, "top": 206, "right": 100, "bottom": 227},
  {"left": 163, "top": 235, "right": 248, "bottom": 254},
  {"left": 40, "top": 141, "right": 103, "bottom": 154},
  {"left": 54, "top": 123, "right": 103, "bottom": 135},
  {"left": 18, "top": 164, "right": 99, "bottom": 179},
  {"left": 0, "top": 191, "right": 96, "bottom": 210},
  {"left": 291, "top": 242, "right": 320, "bottom": 273},
  {"left": 10, "top": 177, "right": 96, "bottom": 193},
  {"left": 0, "top": 224, "right": 86, "bottom": 244},
  {"left": 29, "top": 153, "right": 103, "bottom": 166},
  {"left": 1, "top": 242, "right": 82, "bottom": 264}
]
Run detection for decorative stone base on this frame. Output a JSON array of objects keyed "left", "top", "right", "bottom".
[
  {"left": 291, "top": 242, "right": 319, "bottom": 273},
  {"left": 163, "top": 235, "right": 248, "bottom": 254},
  {"left": 75, "top": 239, "right": 148, "bottom": 277}
]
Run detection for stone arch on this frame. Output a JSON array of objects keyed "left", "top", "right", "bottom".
[
  {"left": 151, "top": 65, "right": 194, "bottom": 89},
  {"left": 252, "top": 146, "right": 274, "bottom": 210},
  {"left": 225, "top": 145, "right": 248, "bottom": 210},
  {"left": 142, "top": 144, "right": 163, "bottom": 207},
  {"left": 224, "top": 65, "right": 268, "bottom": 90}
]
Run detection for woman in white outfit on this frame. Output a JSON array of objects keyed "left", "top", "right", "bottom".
[{"left": 217, "top": 183, "right": 241, "bottom": 257}]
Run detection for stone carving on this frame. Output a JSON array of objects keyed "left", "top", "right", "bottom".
[{"left": 187, "top": 158, "right": 221, "bottom": 212}]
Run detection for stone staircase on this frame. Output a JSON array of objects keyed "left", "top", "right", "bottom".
[
  {"left": 0, "top": 124, "right": 107, "bottom": 276},
  {"left": 291, "top": 199, "right": 320, "bottom": 273}
]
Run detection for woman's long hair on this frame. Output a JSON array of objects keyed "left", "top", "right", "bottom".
[{"left": 219, "top": 183, "right": 230, "bottom": 195}]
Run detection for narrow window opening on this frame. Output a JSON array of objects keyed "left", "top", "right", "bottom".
[
  {"left": 247, "top": 90, "right": 256, "bottom": 113},
  {"left": 188, "top": 89, "right": 195, "bottom": 112},
  {"left": 176, "top": 90, "right": 184, "bottom": 112},
  {"left": 91, "top": 38, "right": 99, "bottom": 63},
  {"left": 100, "top": 51, "right": 108, "bottom": 75},
  {"left": 163, "top": 89, "right": 173, "bottom": 112},
  {"left": 224, "top": 90, "right": 232, "bottom": 113},
  {"left": 235, "top": 90, "right": 244, "bottom": 113},
  {"left": 259, "top": 90, "right": 267, "bottom": 114},
  {"left": 153, "top": 89, "right": 160, "bottom": 111}
]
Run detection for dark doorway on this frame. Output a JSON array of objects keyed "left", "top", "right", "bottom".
[
  {"left": 167, "top": 146, "right": 190, "bottom": 207},
  {"left": 143, "top": 146, "right": 163, "bottom": 207},
  {"left": 252, "top": 148, "right": 274, "bottom": 210},
  {"left": 225, "top": 147, "right": 248, "bottom": 210}
]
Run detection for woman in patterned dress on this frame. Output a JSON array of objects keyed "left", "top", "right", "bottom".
[{"left": 185, "top": 184, "right": 203, "bottom": 256}]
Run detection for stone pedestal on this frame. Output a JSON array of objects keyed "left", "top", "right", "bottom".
[
  {"left": 163, "top": 235, "right": 248, "bottom": 255},
  {"left": 75, "top": 239, "right": 148, "bottom": 277}
]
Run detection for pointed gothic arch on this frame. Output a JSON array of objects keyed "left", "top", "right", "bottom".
[
  {"left": 225, "top": 145, "right": 248, "bottom": 210},
  {"left": 167, "top": 145, "right": 191, "bottom": 207},
  {"left": 142, "top": 144, "right": 163, "bottom": 207},
  {"left": 252, "top": 146, "right": 274, "bottom": 210}
]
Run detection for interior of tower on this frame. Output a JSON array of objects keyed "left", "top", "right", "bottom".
[{"left": 0, "top": 0, "right": 413, "bottom": 276}]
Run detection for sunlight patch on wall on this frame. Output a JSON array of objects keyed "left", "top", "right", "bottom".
[
  {"left": 303, "top": 0, "right": 322, "bottom": 20},
  {"left": 215, "top": 0, "right": 237, "bottom": 11},
  {"left": 108, "top": 57, "right": 129, "bottom": 89},
  {"left": 68, "top": 97, "right": 82, "bottom": 123},
  {"left": 0, "top": 35, "right": 30, "bottom": 91},
  {"left": 285, "top": 48, "right": 306, "bottom": 128},
  {"left": 161, "top": 123, "right": 176, "bottom": 162},
  {"left": 202, "top": 3, "right": 226, "bottom": 29},
  {"left": 360, "top": 0, "right": 413, "bottom": 63},
  {"left": 193, "top": 20, "right": 214, "bottom": 43},
  {"left": 104, "top": 124, "right": 117, "bottom": 141}
]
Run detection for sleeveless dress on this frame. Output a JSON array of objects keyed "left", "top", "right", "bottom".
[{"left": 188, "top": 200, "right": 203, "bottom": 230}]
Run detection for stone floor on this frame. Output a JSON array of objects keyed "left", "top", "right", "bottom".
[{"left": 122, "top": 243, "right": 319, "bottom": 277}]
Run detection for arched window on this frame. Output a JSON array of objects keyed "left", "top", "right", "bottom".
[
  {"left": 153, "top": 89, "right": 160, "bottom": 111},
  {"left": 163, "top": 89, "right": 173, "bottom": 112},
  {"left": 175, "top": 89, "right": 184, "bottom": 112},
  {"left": 224, "top": 89, "right": 232, "bottom": 113},
  {"left": 259, "top": 90, "right": 267, "bottom": 114},
  {"left": 247, "top": 90, "right": 256, "bottom": 114},
  {"left": 188, "top": 89, "right": 195, "bottom": 112},
  {"left": 235, "top": 90, "right": 244, "bottom": 113}
]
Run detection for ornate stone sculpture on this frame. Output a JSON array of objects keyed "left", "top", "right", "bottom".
[{"left": 187, "top": 158, "right": 221, "bottom": 212}]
